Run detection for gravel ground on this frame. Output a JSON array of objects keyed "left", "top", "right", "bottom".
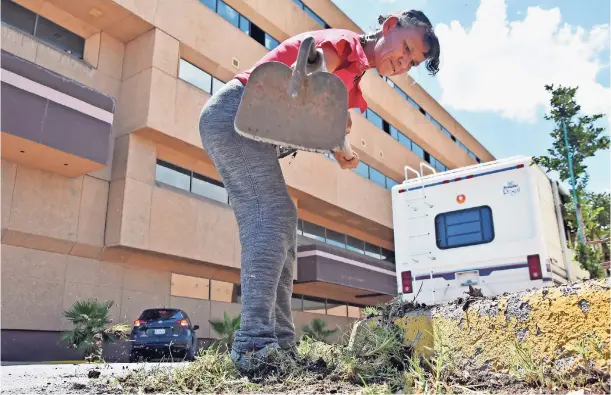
[{"left": 1, "top": 362, "right": 187, "bottom": 394}]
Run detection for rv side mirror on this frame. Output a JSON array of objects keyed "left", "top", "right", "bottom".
[{"left": 192, "top": 325, "right": 200, "bottom": 331}]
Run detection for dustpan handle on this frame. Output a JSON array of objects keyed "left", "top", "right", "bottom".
[
  {"left": 341, "top": 138, "right": 354, "bottom": 160},
  {"left": 287, "top": 36, "right": 320, "bottom": 98}
]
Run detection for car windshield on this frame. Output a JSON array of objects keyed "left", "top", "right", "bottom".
[{"left": 139, "top": 309, "right": 182, "bottom": 321}]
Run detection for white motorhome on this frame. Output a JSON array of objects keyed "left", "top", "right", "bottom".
[{"left": 391, "top": 155, "right": 589, "bottom": 305}]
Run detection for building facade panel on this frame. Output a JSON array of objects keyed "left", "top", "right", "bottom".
[{"left": 1, "top": 49, "right": 115, "bottom": 175}]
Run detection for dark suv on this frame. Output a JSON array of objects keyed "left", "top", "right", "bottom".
[{"left": 128, "top": 308, "right": 200, "bottom": 362}]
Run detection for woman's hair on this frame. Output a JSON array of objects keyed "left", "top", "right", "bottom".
[{"left": 375, "top": 10, "right": 441, "bottom": 76}]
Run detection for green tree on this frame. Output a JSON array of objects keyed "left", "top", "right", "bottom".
[
  {"left": 532, "top": 84, "right": 609, "bottom": 193},
  {"left": 588, "top": 192, "right": 611, "bottom": 233},
  {"left": 532, "top": 84, "right": 610, "bottom": 278},
  {"left": 565, "top": 192, "right": 611, "bottom": 269},
  {"left": 301, "top": 318, "right": 337, "bottom": 343},
  {"left": 209, "top": 311, "right": 240, "bottom": 350},
  {"left": 61, "top": 299, "right": 130, "bottom": 363}
]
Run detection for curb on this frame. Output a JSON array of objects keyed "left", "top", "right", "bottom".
[{"left": 395, "top": 278, "right": 610, "bottom": 373}]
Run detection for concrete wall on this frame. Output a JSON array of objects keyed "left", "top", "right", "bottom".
[
  {"left": 392, "top": 278, "right": 611, "bottom": 374},
  {"left": 1, "top": 159, "right": 109, "bottom": 258},
  {"left": 1, "top": 242, "right": 356, "bottom": 362}
]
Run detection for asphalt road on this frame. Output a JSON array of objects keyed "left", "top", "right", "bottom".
[{"left": 1, "top": 362, "right": 188, "bottom": 394}]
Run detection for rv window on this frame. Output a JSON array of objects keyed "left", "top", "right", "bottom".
[{"left": 435, "top": 206, "right": 494, "bottom": 249}]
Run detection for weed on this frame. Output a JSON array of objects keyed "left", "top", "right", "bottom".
[
  {"left": 574, "top": 332, "right": 609, "bottom": 370},
  {"left": 509, "top": 340, "right": 547, "bottom": 386},
  {"left": 404, "top": 353, "right": 428, "bottom": 394},
  {"left": 362, "top": 306, "right": 380, "bottom": 318},
  {"left": 426, "top": 329, "right": 454, "bottom": 393}
]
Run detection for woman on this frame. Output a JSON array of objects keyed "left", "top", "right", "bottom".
[{"left": 199, "top": 9, "right": 440, "bottom": 370}]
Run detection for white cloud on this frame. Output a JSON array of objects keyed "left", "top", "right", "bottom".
[{"left": 432, "top": 0, "right": 610, "bottom": 123}]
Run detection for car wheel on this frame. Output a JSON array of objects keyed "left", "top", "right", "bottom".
[{"left": 186, "top": 340, "right": 197, "bottom": 361}]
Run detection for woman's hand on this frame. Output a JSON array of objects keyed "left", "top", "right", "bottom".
[
  {"left": 333, "top": 150, "right": 360, "bottom": 169},
  {"left": 333, "top": 111, "right": 359, "bottom": 169}
]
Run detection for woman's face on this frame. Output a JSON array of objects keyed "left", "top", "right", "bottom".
[{"left": 373, "top": 17, "right": 429, "bottom": 77}]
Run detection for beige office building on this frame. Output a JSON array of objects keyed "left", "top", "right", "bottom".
[{"left": 0, "top": 0, "right": 493, "bottom": 361}]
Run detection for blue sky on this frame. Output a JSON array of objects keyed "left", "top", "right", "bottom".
[{"left": 331, "top": 0, "right": 610, "bottom": 193}]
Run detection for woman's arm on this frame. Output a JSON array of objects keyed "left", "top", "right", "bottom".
[
  {"left": 320, "top": 42, "right": 342, "bottom": 72},
  {"left": 320, "top": 43, "right": 359, "bottom": 168}
]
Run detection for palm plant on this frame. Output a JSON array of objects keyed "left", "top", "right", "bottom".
[
  {"left": 209, "top": 312, "right": 241, "bottom": 350},
  {"left": 301, "top": 318, "right": 337, "bottom": 343},
  {"left": 61, "top": 299, "right": 130, "bottom": 362}
]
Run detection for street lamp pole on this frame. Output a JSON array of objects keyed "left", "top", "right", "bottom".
[{"left": 561, "top": 118, "right": 585, "bottom": 245}]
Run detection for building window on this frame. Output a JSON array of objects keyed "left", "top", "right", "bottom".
[
  {"left": 211, "top": 77, "right": 225, "bottom": 95},
  {"left": 365, "top": 242, "right": 383, "bottom": 260},
  {"left": 238, "top": 13, "right": 251, "bottom": 35},
  {"left": 304, "top": 7, "right": 327, "bottom": 28},
  {"left": 199, "top": 0, "right": 280, "bottom": 51},
  {"left": 326, "top": 153, "right": 399, "bottom": 191},
  {"left": 426, "top": 114, "right": 442, "bottom": 130},
  {"left": 388, "top": 119, "right": 450, "bottom": 171},
  {"left": 379, "top": 69, "right": 480, "bottom": 164},
  {"left": 365, "top": 108, "right": 391, "bottom": 135},
  {"left": 353, "top": 160, "right": 369, "bottom": 179},
  {"left": 325, "top": 228, "right": 347, "bottom": 248},
  {"left": 156, "top": 161, "right": 191, "bottom": 191},
  {"left": 302, "top": 221, "right": 326, "bottom": 242},
  {"left": 292, "top": 0, "right": 330, "bottom": 28},
  {"left": 191, "top": 173, "right": 228, "bottom": 203},
  {"left": 265, "top": 33, "right": 279, "bottom": 51},
  {"left": 369, "top": 167, "right": 387, "bottom": 189},
  {"left": 428, "top": 155, "right": 447, "bottom": 172},
  {"left": 381, "top": 248, "right": 395, "bottom": 265},
  {"left": 347, "top": 235, "right": 365, "bottom": 254},
  {"left": 365, "top": 108, "right": 384, "bottom": 130},
  {"left": 411, "top": 142, "right": 425, "bottom": 159},
  {"left": 291, "top": 294, "right": 304, "bottom": 311},
  {"left": 302, "top": 295, "right": 327, "bottom": 314},
  {"left": 200, "top": 0, "right": 217, "bottom": 11},
  {"left": 217, "top": 0, "right": 241, "bottom": 27},
  {"left": 178, "top": 59, "right": 225, "bottom": 95},
  {"left": 292, "top": 295, "right": 365, "bottom": 317},
  {"left": 435, "top": 206, "right": 495, "bottom": 249},
  {"left": 155, "top": 160, "right": 230, "bottom": 205},
  {"left": 326, "top": 300, "right": 348, "bottom": 317},
  {"left": 299, "top": 219, "right": 395, "bottom": 265},
  {"left": 1, "top": 0, "right": 85, "bottom": 59},
  {"left": 441, "top": 127, "right": 452, "bottom": 139},
  {"left": 386, "top": 178, "right": 399, "bottom": 189}
]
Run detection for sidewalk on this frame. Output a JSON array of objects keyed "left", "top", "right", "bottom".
[{"left": 1, "top": 360, "right": 85, "bottom": 366}]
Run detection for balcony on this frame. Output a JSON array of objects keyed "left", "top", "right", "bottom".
[
  {"left": 1, "top": 50, "right": 114, "bottom": 178},
  {"left": 294, "top": 235, "right": 396, "bottom": 306}
]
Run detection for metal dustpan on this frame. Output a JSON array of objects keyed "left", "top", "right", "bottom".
[{"left": 235, "top": 36, "right": 354, "bottom": 158}]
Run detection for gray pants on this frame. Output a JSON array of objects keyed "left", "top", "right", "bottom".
[{"left": 199, "top": 79, "right": 297, "bottom": 352}]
